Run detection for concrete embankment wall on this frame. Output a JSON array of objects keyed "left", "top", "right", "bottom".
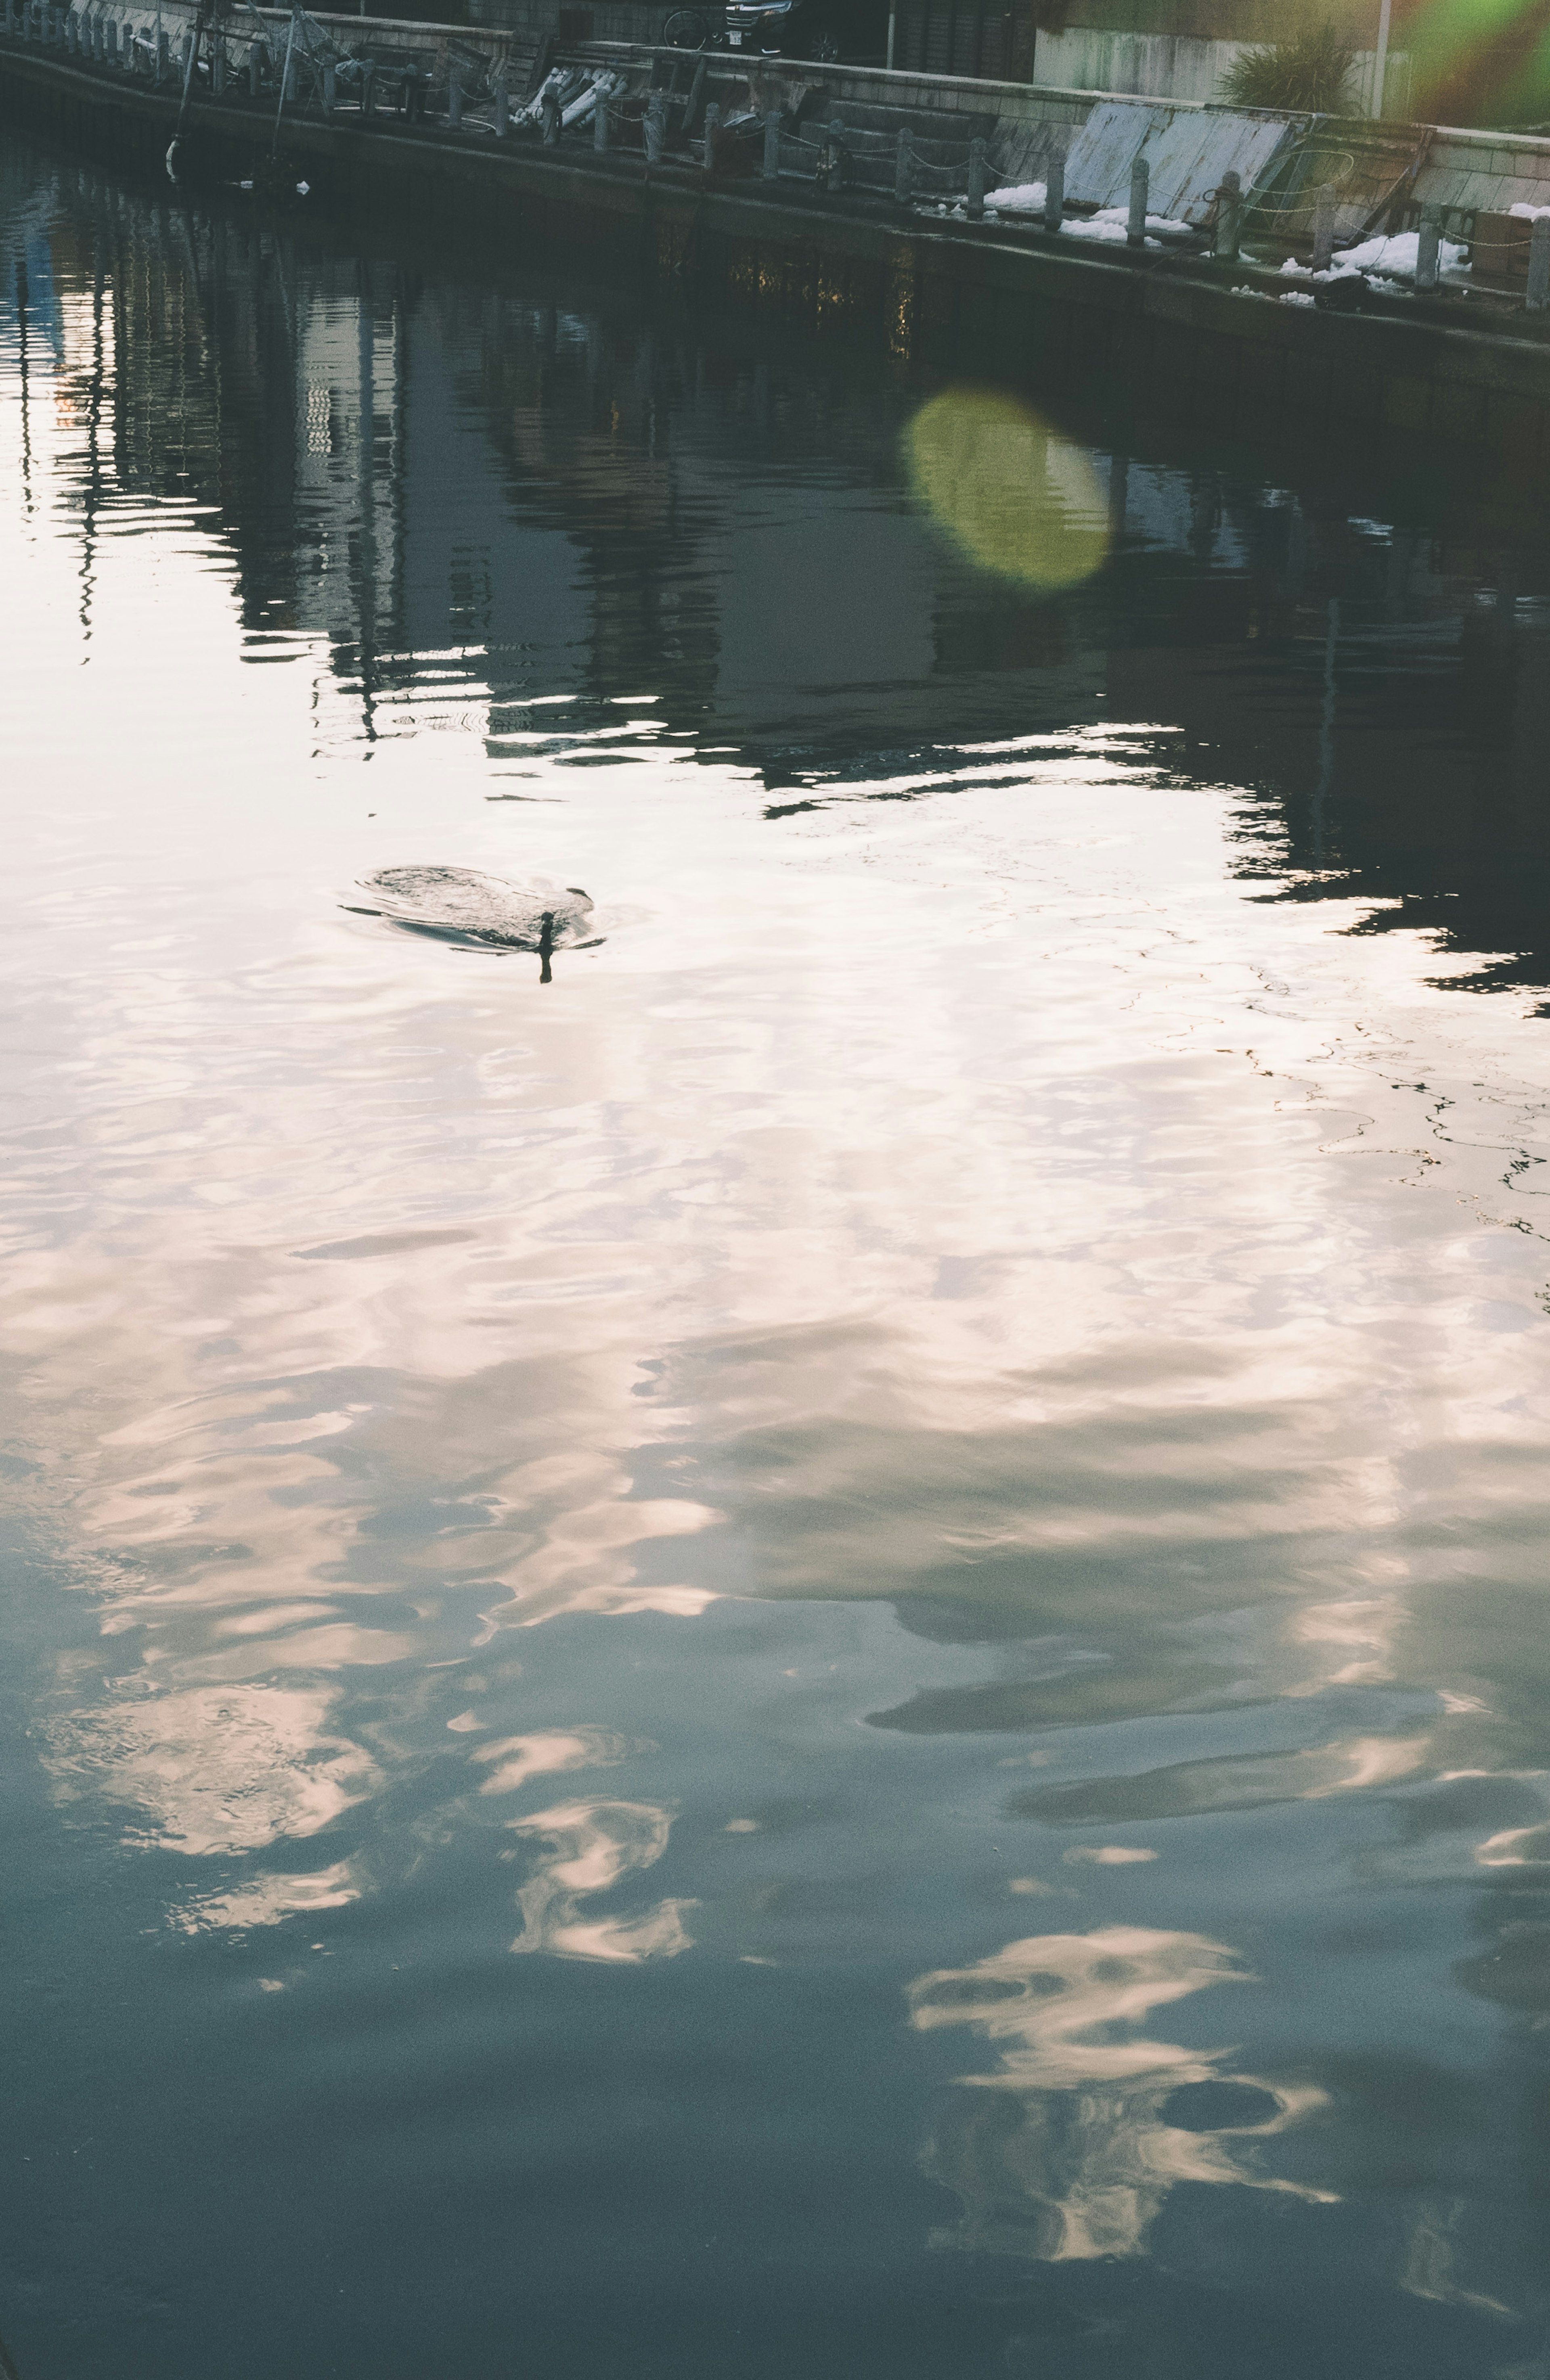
[{"left": 6, "top": 38, "right": 1550, "bottom": 477}]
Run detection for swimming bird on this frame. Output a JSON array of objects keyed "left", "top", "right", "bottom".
[{"left": 348, "top": 867, "right": 599, "bottom": 982}]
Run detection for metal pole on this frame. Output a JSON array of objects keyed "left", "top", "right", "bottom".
[
  {"left": 1044, "top": 153, "right": 1062, "bottom": 232},
  {"left": 644, "top": 88, "right": 665, "bottom": 161},
  {"left": 702, "top": 97, "right": 720, "bottom": 175},
  {"left": 1528, "top": 214, "right": 1550, "bottom": 311},
  {"left": 1371, "top": 0, "right": 1391, "bottom": 118},
  {"left": 494, "top": 78, "right": 508, "bottom": 135},
  {"left": 1127, "top": 153, "right": 1147, "bottom": 245},
  {"left": 763, "top": 106, "right": 781, "bottom": 179},
  {"left": 894, "top": 123, "right": 911, "bottom": 203},
  {"left": 541, "top": 82, "right": 559, "bottom": 142},
  {"left": 593, "top": 78, "right": 608, "bottom": 147},
  {"left": 886, "top": 0, "right": 894, "bottom": 67},
  {"left": 448, "top": 68, "right": 462, "bottom": 126},
  {"left": 271, "top": 8, "right": 297, "bottom": 153}
]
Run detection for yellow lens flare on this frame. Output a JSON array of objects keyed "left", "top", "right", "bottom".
[{"left": 905, "top": 387, "right": 1110, "bottom": 592}]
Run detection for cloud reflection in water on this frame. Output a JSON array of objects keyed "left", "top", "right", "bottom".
[
  {"left": 509, "top": 1799, "right": 695, "bottom": 1964},
  {"left": 910, "top": 1927, "right": 1334, "bottom": 2262}
]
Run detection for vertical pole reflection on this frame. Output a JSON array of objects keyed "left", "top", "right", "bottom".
[
  {"left": 1314, "top": 595, "right": 1339, "bottom": 867},
  {"left": 355, "top": 257, "right": 379, "bottom": 740},
  {"left": 1107, "top": 449, "right": 1128, "bottom": 550},
  {"left": 13, "top": 252, "right": 34, "bottom": 513},
  {"left": 79, "top": 254, "right": 107, "bottom": 645}
]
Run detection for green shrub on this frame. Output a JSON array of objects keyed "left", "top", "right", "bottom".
[{"left": 1218, "top": 22, "right": 1358, "bottom": 113}]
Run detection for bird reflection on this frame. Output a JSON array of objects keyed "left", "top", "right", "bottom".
[
  {"left": 345, "top": 866, "right": 602, "bottom": 983},
  {"left": 909, "top": 1927, "right": 1334, "bottom": 2262}
]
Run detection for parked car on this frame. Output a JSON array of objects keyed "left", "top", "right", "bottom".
[{"left": 663, "top": 0, "right": 884, "bottom": 63}]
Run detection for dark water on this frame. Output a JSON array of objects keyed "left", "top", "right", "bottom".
[{"left": 6, "top": 128, "right": 1550, "bottom": 2380}]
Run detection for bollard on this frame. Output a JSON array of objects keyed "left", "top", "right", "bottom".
[
  {"left": 155, "top": 23, "right": 168, "bottom": 80},
  {"left": 1215, "top": 166, "right": 1242, "bottom": 262},
  {"left": 894, "top": 123, "right": 912, "bottom": 203},
  {"left": 763, "top": 106, "right": 781, "bottom": 181},
  {"left": 321, "top": 57, "right": 334, "bottom": 113},
  {"left": 1415, "top": 201, "right": 1441, "bottom": 292},
  {"left": 1311, "top": 181, "right": 1336, "bottom": 274},
  {"left": 448, "top": 71, "right": 462, "bottom": 127},
  {"left": 823, "top": 120, "right": 846, "bottom": 192},
  {"left": 361, "top": 61, "right": 376, "bottom": 117},
  {"left": 644, "top": 88, "right": 665, "bottom": 163},
  {"left": 105, "top": 16, "right": 116, "bottom": 61},
  {"left": 494, "top": 80, "right": 508, "bottom": 136},
  {"left": 248, "top": 38, "right": 262, "bottom": 92},
  {"left": 702, "top": 98, "right": 720, "bottom": 175},
  {"left": 1044, "top": 153, "right": 1063, "bottom": 233},
  {"left": 1127, "top": 153, "right": 1148, "bottom": 245},
  {"left": 211, "top": 32, "right": 224, "bottom": 89},
  {"left": 1529, "top": 213, "right": 1550, "bottom": 312},
  {"left": 541, "top": 84, "right": 559, "bottom": 142},
  {"left": 967, "top": 136, "right": 988, "bottom": 220},
  {"left": 594, "top": 80, "right": 608, "bottom": 149}
]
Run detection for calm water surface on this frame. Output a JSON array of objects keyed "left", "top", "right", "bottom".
[{"left": 6, "top": 129, "right": 1550, "bottom": 2380}]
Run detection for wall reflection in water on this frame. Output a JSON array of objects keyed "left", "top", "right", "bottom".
[{"left": 6, "top": 132, "right": 1550, "bottom": 2380}]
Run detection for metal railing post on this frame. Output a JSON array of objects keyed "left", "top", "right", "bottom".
[
  {"left": 644, "top": 88, "right": 665, "bottom": 162},
  {"left": 1127, "top": 153, "right": 1148, "bottom": 245},
  {"left": 966, "top": 134, "right": 987, "bottom": 220},
  {"left": 594, "top": 80, "right": 608, "bottom": 148},
  {"left": 1215, "top": 165, "right": 1242, "bottom": 261},
  {"left": 1312, "top": 181, "right": 1336, "bottom": 273},
  {"left": 1415, "top": 201, "right": 1441, "bottom": 291},
  {"left": 894, "top": 123, "right": 912, "bottom": 203},
  {"left": 541, "top": 83, "right": 559, "bottom": 142},
  {"left": 1044, "top": 153, "right": 1063, "bottom": 232},
  {"left": 763, "top": 105, "right": 781, "bottom": 180},
  {"left": 1529, "top": 214, "right": 1550, "bottom": 312},
  {"left": 702, "top": 97, "right": 720, "bottom": 175}
]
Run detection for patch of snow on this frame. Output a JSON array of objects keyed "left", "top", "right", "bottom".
[
  {"left": 1062, "top": 203, "right": 1193, "bottom": 244},
  {"left": 985, "top": 179, "right": 1046, "bottom": 213},
  {"left": 1510, "top": 200, "right": 1550, "bottom": 219},
  {"left": 1279, "top": 289, "right": 1317, "bottom": 307},
  {"left": 1229, "top": 283, "right": 1274, "bottom": 301},
  {"left": 1282, "top": 230, "right": 1469, "bottom": 283}
]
